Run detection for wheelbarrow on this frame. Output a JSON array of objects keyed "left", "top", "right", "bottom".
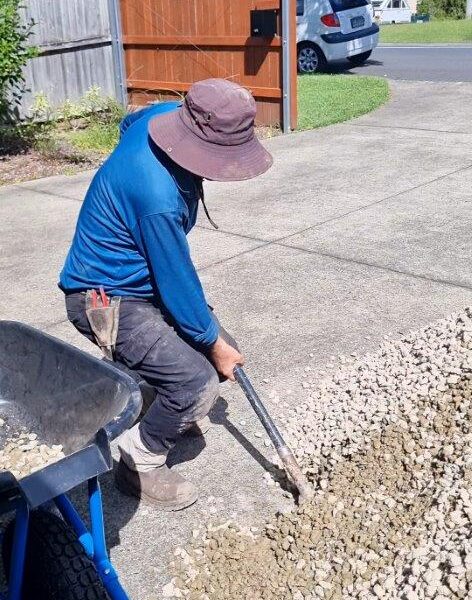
[{"left": 0, "top": 321, "right": 142, "bottom": 600}]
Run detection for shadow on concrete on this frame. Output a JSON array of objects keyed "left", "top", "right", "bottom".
[
  {"left": 67, "top": 393, "right": 296, "bottom": 554},
  {"left": 165, "top": 395, "right": 280, "bottom": 474},
  {"left": 169, "top": 395, "right": 294, "bottom": 493},
  {"left": 167, "top": 430, "right": 206, "bottom": 467},
  {"left": 211, "top": 397, "right": 293, "bottom": 494},
  {"left": 66, "top": 462, "right": 139, "bottom": 552},
  {"left": 324, "top": 58, "right": 383, "bottom": 74}
]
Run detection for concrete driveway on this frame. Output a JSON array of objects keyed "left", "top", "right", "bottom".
[{"left": 1, "top": 79, "right": 471, "bottom": 599}]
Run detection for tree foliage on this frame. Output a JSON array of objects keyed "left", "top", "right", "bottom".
[
  {"left": 0, "top": 0, "right": 37, "bottom": 120},
  {"left": 417, "top": 0, "right": 466, "bottom": 18}
]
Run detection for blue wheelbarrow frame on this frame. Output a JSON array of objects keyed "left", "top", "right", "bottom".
[{"left": 0, "top": 321, "right": 142, "bottom": 600}]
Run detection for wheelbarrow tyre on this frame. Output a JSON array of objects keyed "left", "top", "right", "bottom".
[{"left": 2, "top": 509, "right": 110, "bottom": 600}]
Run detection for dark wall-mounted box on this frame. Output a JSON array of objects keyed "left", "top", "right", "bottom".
[{"left": 250, "top": 9, "right": 279, "bottom": 37}]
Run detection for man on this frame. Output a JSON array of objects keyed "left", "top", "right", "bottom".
[{"left": 59, "top": 78, "right": 273, "bottom": 511}]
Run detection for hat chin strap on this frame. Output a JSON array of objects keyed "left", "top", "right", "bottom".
[{"left": 197, "top": 179, "right": 219, "bottom": 230}]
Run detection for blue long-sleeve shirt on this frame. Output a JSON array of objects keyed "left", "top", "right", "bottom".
[{"left": 59, "top": 102, "right": 219, "bottom": 347}]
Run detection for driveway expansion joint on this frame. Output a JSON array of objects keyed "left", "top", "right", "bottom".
[
  {"left": 12, "top": 184, "right": 82, "bottom": 204},
  {"left": 199, "top": 233, "right": 472, "bottom": 294},
  {"left": 276, "top": 242, "right": 472, "bottom": 294},
  {"left": 197, "top": 161, "right": 472, "bottom": 271},
  {"left": 351, "top": 123, "right": 471, "bottom": 135},
  {"left": 198, "top": 241, "right": 272, "bottom": 272},
  {"left": 196, "top": 162, "right": 472, "bottom": 294}
]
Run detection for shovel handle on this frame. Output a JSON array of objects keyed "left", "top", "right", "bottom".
[
  {"left": 233, "top": 366, "right": 313, "bottom": 501},
  {"left": 233, "top": 366, "right": 285, "bottom": 449}
]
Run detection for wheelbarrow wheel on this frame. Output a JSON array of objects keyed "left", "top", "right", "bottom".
[{"left": 2, "top": 509, "right": 110, "bottom": 600}]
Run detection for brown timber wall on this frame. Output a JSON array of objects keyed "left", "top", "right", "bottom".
[{"left": 120, "top": 0, "right": 297, "bottom": 128}]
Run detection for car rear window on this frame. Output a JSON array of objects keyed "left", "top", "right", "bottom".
[{"left": 329, "top": 0, "right": 369, "bottom": 11}]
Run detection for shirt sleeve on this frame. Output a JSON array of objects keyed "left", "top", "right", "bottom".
[
  {"left": 119, "top": 109, "right": 148, "bottom": 137},
  {"left": 136, "top": 211, "right": 219, "bottom": 348}
]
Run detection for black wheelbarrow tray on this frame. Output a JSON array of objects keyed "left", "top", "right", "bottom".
[{"left": 0, "top": 321, "right": 142, "bottom": 600}]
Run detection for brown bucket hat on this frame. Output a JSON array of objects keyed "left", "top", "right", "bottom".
[{"left": 148, "top": 78, "right": 273, "bottom": 182}]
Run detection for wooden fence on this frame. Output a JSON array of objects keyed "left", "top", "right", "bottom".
[
  {"left": 17, "top": 0, "right": 117, "bottom": 117},
  {"left": 120, "top": 0, "right": 297, "bottom": 128}
]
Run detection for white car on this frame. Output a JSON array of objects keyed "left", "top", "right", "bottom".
[
  {"left": 372, "top": 0, "right": 412, "bottom": 23},
  {"left": 297, "top": 0, "right": 379, "bottom": 73}
]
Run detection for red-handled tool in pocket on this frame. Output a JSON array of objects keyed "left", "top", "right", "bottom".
[{"left": 85, "top": 288, "right": 120, "bottom": 360}]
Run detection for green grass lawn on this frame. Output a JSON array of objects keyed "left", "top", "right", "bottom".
[
  {"left": 297, "top": 74, "right": 389, "bottom": 130},
  {"left": 380, "top": 19, "right": 472, "bottom": 44},
  {"left": 63, "top": 77, "right": 389, "bottom": 149}
]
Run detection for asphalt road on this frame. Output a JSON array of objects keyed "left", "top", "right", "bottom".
[{"left": 329, "top": 45, "right": 472, "bottom": 82}]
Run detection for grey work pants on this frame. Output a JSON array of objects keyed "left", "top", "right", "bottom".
[{"left": 65, "top": 294, "right": 234, "bottom": 455}]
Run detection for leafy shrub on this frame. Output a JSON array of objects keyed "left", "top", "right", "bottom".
[
  {"left": 416, "top": 0, "right": 432, "bottom": 13},
  {"left": 55, "top": 87, "right": 125, "bottom": 128},
  {"left": 1, "top": 87, "right": 125, "bottom": 157},
  {"left": 0, "top": 0, "right": 37, "bottom": 121},
  {"left": 26, "top": 92, "right": 58, "bottom": 152},
  {"left": 417, "top": 0, "right": 466, "bottom": 18},
  {"left": 0, "top": 91, "right": 57, "bottom": 155},
  {"left": 63, "top": 90, "right": 125, "bottom": 154},
  {"left": 80, "top": 86, "right": 125, "bottom": 126}
]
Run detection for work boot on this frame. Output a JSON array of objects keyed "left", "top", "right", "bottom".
[{"left": 115, "top": 459, "right": 198, "bottom": 511}]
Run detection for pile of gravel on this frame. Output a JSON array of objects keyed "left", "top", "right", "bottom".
[
  {"left": 0, "top": 426, "right": 64, "bottom": 479},
  {"left": 166, "top": 308, "right": 472, "bottom": 599}
]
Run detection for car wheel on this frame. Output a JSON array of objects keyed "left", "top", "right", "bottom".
[
  {"left": 297, "top": 43, "right": 326, "bottom": 73},
  {"left": 347, "top": 50, "right": 372, "bottom": 66}
]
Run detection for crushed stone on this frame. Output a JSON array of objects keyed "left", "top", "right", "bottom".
[
  {"left": 0, "top": 424, "right": 64, "bottom": 479},
  {"left": 166, "top": 308, "right": 472, "bottom": 599}
]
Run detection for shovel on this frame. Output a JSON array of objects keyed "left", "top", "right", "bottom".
[{"left": 234, "top": 366, "right": 313, "bottom": 503}]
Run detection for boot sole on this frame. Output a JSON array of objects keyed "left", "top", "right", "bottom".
[{"left": 115, "top": 476, "right": 199, "bottom": 512}]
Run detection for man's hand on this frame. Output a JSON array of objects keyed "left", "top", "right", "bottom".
[{"left": 209, "top": 336, "right": 244, "bottom": 381}]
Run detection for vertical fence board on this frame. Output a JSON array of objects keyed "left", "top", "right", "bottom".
[
  {"left": 15, "top": 0, "right": 117, "bottom": 117},
  {"left": 14, "top": 0, "right": 296, "bottom": 127},
  {"left": 121, "top": 0, "right": 297, "bottom": 128}
]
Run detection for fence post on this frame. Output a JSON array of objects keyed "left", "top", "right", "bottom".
[
  {"left": 108, "top": 0, "right": 128, "bottom": 107},
  {"left": 281, "top": 0, "right": 292, "bottom": 133}
]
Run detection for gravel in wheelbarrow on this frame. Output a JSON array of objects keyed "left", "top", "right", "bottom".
[
  {"left": 0, "top": 320, "right": 141, "bottom": 508},
  {"left": 0, "top": 320, "right": 142, "bottom": 600}
]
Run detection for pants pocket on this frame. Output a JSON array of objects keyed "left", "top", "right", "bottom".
[
  {"left": 115, "top": 319, "right": 164, "bottom": 368},
  {"left": 65, "top": 296, "right": 96, "bottom": 343}
]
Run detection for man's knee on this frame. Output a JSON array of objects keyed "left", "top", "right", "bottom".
[
  {"left": 191, "top": 364, "right": 220, "bottom": 421},
  {"left": 183, "top": 361, "right": 219, "bottom": 421},
  {"left": 138, "top": 356, "right": 220, "bottom": 449},
  {"left": 151, "top": 354, "right": 219, "bottom": 419}
]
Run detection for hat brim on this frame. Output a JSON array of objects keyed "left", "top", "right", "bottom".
[{"left": 148, "top": 109, "right": 273, "bottom": 182}]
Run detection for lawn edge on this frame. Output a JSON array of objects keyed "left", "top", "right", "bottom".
[{"left": 297, "top": 75, "right": 391, "bottom": 132}]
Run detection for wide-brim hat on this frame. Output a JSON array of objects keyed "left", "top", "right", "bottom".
[{"left": 148, "top": 79, "right": 273, "bottom": 182}]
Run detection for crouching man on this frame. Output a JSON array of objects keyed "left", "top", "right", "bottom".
[{"left": 59, "top": 79, "right": 273, "bottom": 511}]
